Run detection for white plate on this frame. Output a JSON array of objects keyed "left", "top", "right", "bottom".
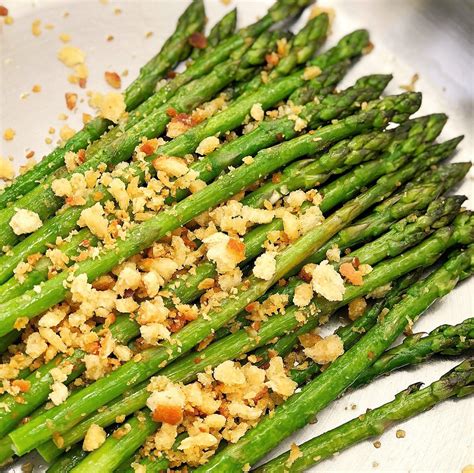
[{"left": 1, "top": 1, "right": 473, "bottom": 472}]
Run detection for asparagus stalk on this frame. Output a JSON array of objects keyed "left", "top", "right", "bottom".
[
  {"left": 309, "top": 159, "right": 470, "bottom": 264},
  {"left": 0, "top": 94, "right": 418, "bottom": 341},
  {"left": 5, "top": 95, "right": 424, "bottom": 456},
  {"left": 256, "top": 359, "right": 474, "bottom": 473},
  {"left": 0, "top": 59, "right": 351, "bottom": 292},
  {"left": 198, "top": 246, "right": 474, "bottom": 471},
  {"left": 353, "top": 318, "right": 474, "bottom": 388},
  {"left": 0, "top": 15, "right": 333, "bottom": 259},
  {"left": 46, "top": 445, "right": 88, "bottom": 473},
  {"left": 0, "top": 0, "right": 206, "bottom": 208}
]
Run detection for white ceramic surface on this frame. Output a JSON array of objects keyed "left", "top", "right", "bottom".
[{"left": 1, "top": 1, "right": 473, "bottom": 472}]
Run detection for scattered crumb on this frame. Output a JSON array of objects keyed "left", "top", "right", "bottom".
[
  {"left": 60, "top": 124, "right": 76, "bottom": 141},
  {"left": 32, "top": 84, "right": 41, "bottom": 93},
  {"left": 106, "top": 35, "right": 114, "bottom": 42},
  {"left": 83, "top": 424, "right": 107, "bottom": 451},
  {"left": 59, "top": 33, "right": 71, "bottom": 43},
  {"left": 65, "top": 92, "right": 78, "bottom": 110},
  {"left": 0, "top": 5, "right": 8, "bottom": 16},
  {"left": 145, "top": 31, "right": 153, "bottom": 39},
  {"left": 10, "top": 209, "right": 43, "bottom": 235},
  {"left": 4, "top": 15, "right": 13, "bottom": 25},
  {"left": 3, "top": 128, "right": 15, "bottom": 141},
  {"left": 114, "top": 8, "right": 122, "bottom": 15},
  {"left": 400, "top": 73, "right": 419, "bottom": 92},
  {"left": 0, "top": 157, "right": 15, "bottom": 180},
  {"left": 88, "top": 91, "right": 126, "bottom": 123},
  {"left": 396, "top": 429, "right": 406, "bottom": 439},
  {"left": 373, "top": 440, "right": 381, "bottom": 448},
  {"left": 104, "top": 71, "right": 121, "bottom": 89},
  {"left": 31, "top": 19, "right": 41, "bottom": 36}
]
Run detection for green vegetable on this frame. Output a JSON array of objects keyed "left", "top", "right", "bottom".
[
  {"left": 198, "top": 246, "right": 474, "bottom": 471},
  {"left": 6, "top": 95, "right": 421, "bottom": 455},
  {"left": 255, "top": 359, "right": 474, "bottom": 472}
]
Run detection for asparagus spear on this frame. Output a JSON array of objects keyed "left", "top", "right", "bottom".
[
  {"left": 197, "top": 246, "right": 474, "bottom": 471},
  {"left": 0, "top": 58, "right": 353, "bottom": 290},
  {"left": 0, "top": 14, "right": 332, "bottom": 254},
  {"left": 0, "top": 0, "right": 206, "bottom": 208},
  {"left": 45, "top": 445, "right": 88, "bottom": 473},
  {"left": 0, "top": 94, "right": 418, "bottom": 340},
  {"left": 4, "top": 95, "right": 424, "bottom": 456},
  {"left": 35, "top": 134, "right": 455, "bottom": 463},
  {"left": 310, "top": 160, "right": 471, "bottom": 264},
  {"left": 256, "top": 359, "right": 474, "bottom": 473},
  {"left": 353, "top": 318, "right": 474, "bottom": 388}
]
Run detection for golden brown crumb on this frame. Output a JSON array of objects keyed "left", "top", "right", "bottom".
[
  {"left": 396, "top": 429, "right": 406, "bottom": 438},
  {"left": 0, "top": 157, "right": 14, "bottom": 180},
  {"left": 32, "top": 84, "right": 41, "bottom": 93},
  {"left": 59, "top": 32, "right": 71, "bottom": 43},
  {"left": 31, "top": 19, "right": 41, "bottom": 36},
  {"left": 4, "top": 15, "right": 13, "bottom": 25},
  {"left": 311, "top": 261, "right": 345, "bottom": 301},
  {"left": 400, "top": 73, "right": 419, "bottom": 92},
  {"left": 348, "top": 297, "right": 367, "bottom": 321},
  {"left": 59, "top": 124, "right": 76, "bottom": 141},
  {"left": 304, "top": 334, "right": 344, "bottom": 365},
  {"left": 3, "top": 128, "right": 15, "bottom": 141},
  {"left": 65, "top": 92, "right": 77, "bottom": 110},
  {"left": 286, "top": 443, "right": 303, "bottom": 467},
  {"left": 83, "top": 424, "right": 107, "bottom": 451},
  {"left": 373, "top": 440, "right": 381, "bottom": 448},
  {"left": 0, "top": 5, "right": 8, "bottom": 16},
  {"left": 104, "top": 71, "right": 121, "bottom": 89}
]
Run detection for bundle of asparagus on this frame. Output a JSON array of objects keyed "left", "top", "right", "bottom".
[{"left": 0, "top": 1, "right": 471, "bottom": 472}]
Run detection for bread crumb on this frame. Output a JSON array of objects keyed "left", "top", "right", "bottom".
[
  {"left": 77, "top": 203, "right": 109, "bottom": 239},
  {"left": 105, "top": 71, "right": 121, "bottom": 89},
  {"left": 65, "top": 92, "right": 77, "bottom": 110},
  {"left": 196, "top": 136, "right": 220, "bottom": 155},
  {"left": 83, "top": 424, "right": 106, "bottom": 451},
  {"left": 303, "top": 66, "right": 322, "bottom": 81},
  {"left": 89, "top": 91, "right": 126, "bottom": 123},
  {"left": 250, "top": 103, "right": 264, "bottom": 121},
  {"left": 400, "top": 73, "right": 419, "bottom": 92},
  {"left": 59, "top": 33, "right": 71, "bottom": 43},
  {"left": 293, "top": 283, "right": 313, "bottom": 307},
  {"left": 348, "top": 297, "right": 367, "bottom": 321},
  {"left": 311, "top": 261, "right": 345, "bottom": 301},
  {"left": 10, "top": 209, "right": 43, "bottom": 235},
  {"left": 60, "top": 124, "right": 76, "bottom": 141},
  {"left": 286, "top": 443, "right": 303, "bottom": 467},
  {"left": 32, "top": 84, "right": 41, "bottom": 93},
  {"left": 31, "top": 19, "right": 41, "bottom": 36},
  {"left": 0, "top": 157, "right": 14, "bottom": 180},
  {"left": 304, "top": 334, "right": 344, "bottom": 365},
  {"left": 253, "top": 252, "right": 276, "bottom": 281}
]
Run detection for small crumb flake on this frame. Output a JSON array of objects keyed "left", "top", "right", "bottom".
[
  {"left": 58, "top": 45, "right": 85, "bottom": 67},
  {"left": 104, "top": 71, "right": 121, "bottom": 89},
  {"left": 373, "top": 440, "right": 381, "bottom": 448},
  {"left": 83, "top": 424, "right": 106, "bottom": 451},
  {"left": 89, "top": 91, "right": 126, "bottom": 123},
  {"left": 0, "top": 5, "right": 8, "bottom": 16},
  {"left": 400, "top": 73, "right": 419, "bottom": 92},
  {"left": 59, "top": 32, "right": 71, "bottom": 43},
  {"left": 0, "top": 157, "right": 15, "bottom": 180},
  {"left": 396, "top": 429, "right": 406, "bottom": 438},
  {"left": 65, "top": 92, "right": 78, "bottom": 110},
  {"left": 32, "top": 84, "right": 41, "bottom": 93},
  {"left": 3, "top": 128, "right": 15, "bottom": 141},
  {"left": 31, "top": 19, "right": 41, "bottom": 36}
]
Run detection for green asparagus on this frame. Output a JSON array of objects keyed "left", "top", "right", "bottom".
[
  {"left": 198, "top": 246, "right": 474, "bottom": 471},
  {"left": 7, "top": 95, "right": 421, "bottom": 455},
  {"left": 256, "top": 359, "right": 474, "bottom": 472}
]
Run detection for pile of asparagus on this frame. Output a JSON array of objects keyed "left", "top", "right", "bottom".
[{"left": 0, "top": 0, "right": 472, "bottom": 471}]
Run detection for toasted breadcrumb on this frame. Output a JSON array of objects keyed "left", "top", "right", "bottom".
[
  {"left": 83, "top": 424, "right": 107, "bottom": 451},
  {"left": 3, "top": 128, "right": 15, "bottom": 141},
  {"left": 196, "top": 136, "right": 220, "bottom": 155},
  {"left": 10, "top": 209, "right": 43, "bottom": 235},
  {"left": 89, "top": 92, "right": 126, "bottom": 123},
  {"left": 77, "top": 203, "right": 109, "bottom": 239},
  {"left": 250, "top": 103, "right": 264, "bottom": 121},
  {"left": 0, "top": 157, "right": 14, "bottom": 180},
  {"left": 311, "top": 261, "right": 345, "bottom": 301},
  {"left": 304, "top": 334, "right": 344, "bottom": 364},
  {"left": 253, "top": 252, "right": 276, "bottom": 281},
  {"left": 293, "top": 283, "right": 313, "bottom": 307}
]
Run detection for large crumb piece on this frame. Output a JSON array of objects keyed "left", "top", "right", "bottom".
[
  {"left": 9, "top": 209, "right": 43, "bottom": 235},
  {"left": 311, "top": 261, "right": 345, "bottom": 301},
  {"left": 89, "top": 91, "right": 126, "bottom": 123},
  {"left": 83, "top": 424, "right": 107, "bottom": 451},
  {"left": 77, "top": 203, "right": 109, "bottom": 239},
  {"left": 0, "top": 157, "right": 14, "bottom": 180},
  {"left": 203, "top": 232, "right": 245, "bottom": 274},
  {"left": 253, "top": 252, "right": 276, "bottom": 281},
  {"left": 104, "top": 71, "right": 121, "bottom": 89},
  {"left": 57, "top": 45, "right": 85, "bottom": 67},
  {"left": 304, "top": 334, "right": 344, "bottom": 365}
]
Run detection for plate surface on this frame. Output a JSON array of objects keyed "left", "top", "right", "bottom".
[{"left": 1, "top": 1, "right": 473, "bottom": 472}]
